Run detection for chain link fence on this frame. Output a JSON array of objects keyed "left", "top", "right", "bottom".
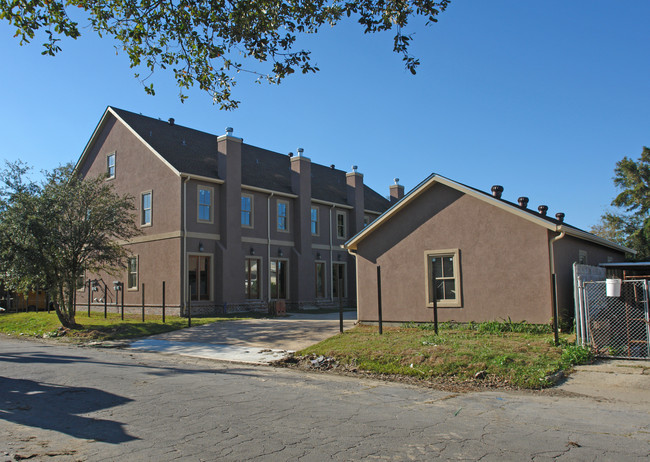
[{"left": 576, "top": 279, "right": 650, "bottom": 359}]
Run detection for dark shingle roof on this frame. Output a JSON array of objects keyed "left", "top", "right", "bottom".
[{"left": 110, "top": 107, "right": 390, "bottom": 212}]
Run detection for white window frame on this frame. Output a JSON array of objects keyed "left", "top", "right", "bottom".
[
  {"left": 336, "top": 211, "right": 347, "bottom": 240},
  {"left": 141, "top": 190, "right": 152, "bottom": 227},
  {"left": 311, "top": 206, "right": 319, "bottom": 236},
  {"left": 241, "top": 193, "right": 254, "bottom": 228},
  {"left": 127, "top": 255, "right": 139, "bottom": 291},
  {"left": 197, "top": 185, "right": 214, "bottom": 224},
  {"left": 424, "top": 249, "right": 462, "bottom": 308},
  {"left": 106, "top": 152, "right": 116, "bottom": 180},
  {"left": 277, "top": 199, "right": 289, "bottom": 232}
]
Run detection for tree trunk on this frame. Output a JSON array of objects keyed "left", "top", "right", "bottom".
[{"left": 54, "top": 282, "right": 78, "bottom": 329}]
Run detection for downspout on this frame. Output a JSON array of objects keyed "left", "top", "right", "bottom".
[
  {"left": 329, "top": 204, "right": 336, "bottom": 300},
  {"left": 267, "top": 192, "right": 274, "bottom": 300},
  {"left": 183, "top": 176, "right": 191, "bottom": 315},
  {"left": 549, "top": 229, "right": 566, "bottom": 345}
]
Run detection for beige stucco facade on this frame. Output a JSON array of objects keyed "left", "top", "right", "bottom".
[
  {"left": 73, "top": 107, "right": 390, "bottom": 315},
  {"left": 351, "top": 180, "right": 627, "bottom": 325}
]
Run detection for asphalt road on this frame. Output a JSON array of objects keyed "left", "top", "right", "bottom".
[{"left": 1, "top": 339, "right": 648, "bottom": 461}]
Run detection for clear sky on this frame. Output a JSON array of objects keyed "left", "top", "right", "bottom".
[{"left": 1, "top": 1, "right": 648, "bottom": 231}]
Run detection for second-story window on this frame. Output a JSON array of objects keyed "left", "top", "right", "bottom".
[
  {"left": 141, "top": 191, "right": 152, "bottom": 226},
  {"left": 336, "top": 211, "right": 347, "bottom": 239},
  {"left": 198, "top": 186, "right": 212, "bottom": 222},
  {"left": 277, "top": 200, "right": 289, "bottom": 231},
  {"left": 241, "top": 194, "right": 253, "bottom": 227},
  {"left": 107, "top": 153, "right": 116, "bottom": 179},
  {"left": 311, "top": 207, "right": 319, "bottom": 235}
]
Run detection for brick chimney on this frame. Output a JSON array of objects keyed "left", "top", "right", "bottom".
[{"left": 389, "top": 178, "right": 404, "bottom": 204}]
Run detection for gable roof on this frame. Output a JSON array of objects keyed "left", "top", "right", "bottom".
[
  {"left": 345, "top": 173, "right": 635, "bottom": 254},
  {"left": 75, "top": 107, "right": 391, "bottom": 213}
]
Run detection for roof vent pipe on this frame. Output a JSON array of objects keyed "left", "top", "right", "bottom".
[
  {"left": 517, "top": 197, "right": 529, "bottom": 208},
  {"left": 491, "top": 185, "right": 504, "bottom": 199},
  {"left": 538, "top": 205, "right": 548, "bottom": 216},
  {"left": 555, "top": 212, "right": 565, "bottom": 223},
  {"left": 297, "top": 147, "right": 304, "bottom": 157},
  {"left": 168, "top": 118, "right": 175, "bottom": 126},
  {"left": 225, "top": 127, "right": 233, "bottom": 136},
  {"left": 330, "top": 164, "right": 335, "bottom": 169},
  {"left": 288, "top": 152, "right": 293, "bottom": 158},
  {"left": 394, "top": 178, "right": 400, "bottom": 185}
]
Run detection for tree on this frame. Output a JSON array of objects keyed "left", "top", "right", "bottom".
[
  {"left": 0, "top": 0, "right": 450, "bottom": 109},
  {"left": 592, "top": 147, "right": 650, "bottom": 260},
  {"left": 0, "top": 162, "right": 140, "bottom": 328}
]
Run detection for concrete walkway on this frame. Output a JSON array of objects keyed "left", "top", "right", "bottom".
[{"left": 129, "top": 310, "right": 356, "bottom": 364}]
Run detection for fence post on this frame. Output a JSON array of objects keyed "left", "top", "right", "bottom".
[
  {"left": 377, "top": 265, "right": 383, "bottom": 335},
  {"left": 162, "top": 281, "right": 166, "bottom": 323},
  {"left": 338, "top": 277, "right": 343, "bottom": 333},
  {"left": 103, "top": 283, "right": 107, "bottom": 319},
  {"left": 141, "top": 283, "right": 145, "bottom": 322},
  {"left": 121, "top": 283, "right": 124, "bottom": 321}
]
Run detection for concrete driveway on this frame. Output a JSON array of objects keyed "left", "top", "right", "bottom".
[{"left": 129, "top": 310, "right": 357, "bottom": 363}]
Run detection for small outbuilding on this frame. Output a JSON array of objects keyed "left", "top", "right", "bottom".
[{"left": 345, "top": 174, "right": 634, "bottom": 325}]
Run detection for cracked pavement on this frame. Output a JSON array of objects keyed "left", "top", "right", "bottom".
[{"left": 1, "top": 339, "right": 649, "bottom": 461}]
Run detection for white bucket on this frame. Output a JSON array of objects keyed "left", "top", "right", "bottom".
[{"left": 606, "top": 278, "right": 622, "bottom": 297}]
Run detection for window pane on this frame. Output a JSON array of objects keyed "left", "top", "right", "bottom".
[
  {"left": 311, "top": 208, "right": 318, "bottom": 234},
  {"left": 443, "top": 280, "right": 456, "bottom": 300},
  {"left": 442, "top": 256, "right": 454, "bottom": 277},
  {"left": 199, "top": 257, "right": 209, "bottom": 300},
  {"left": 241, "top": 196, "right": 251, "bottom": 226},
  {"left": 432, "top": 257, "right": 443, "bottom": 279},
  {"left": 315, "top": 262, "right": 325, "bottom": 298},
  {"left": 278, "top": 202, "right": 287, "bottom": 230}
]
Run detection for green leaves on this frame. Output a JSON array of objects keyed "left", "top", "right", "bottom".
[
  {"left": 0, "top": 161, "right": 140, "bottom": 327},
  {"left": 1, "top": 0, "right": 450, "bottom": 108},
  {"left": 592, "top": 147, "right": 650, "bottom": 260}
]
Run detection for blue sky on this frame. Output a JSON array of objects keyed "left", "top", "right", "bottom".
[{"left": 1, "top": 1, "right": 648, "bottom": 230}]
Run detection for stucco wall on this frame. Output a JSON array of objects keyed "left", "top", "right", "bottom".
[
  {"left": 552, "top": 233, "right": 626, "bottom": 323},
  {"left": 77, "top": 114, "right": 183, "bottom": 306},
  {"left": 355, "top": 183, "right": 553, "bottom": 324}
]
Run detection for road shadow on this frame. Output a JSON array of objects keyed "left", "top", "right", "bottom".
[{"left": 0, "top": 376, "right": 137, "bottom": 443}]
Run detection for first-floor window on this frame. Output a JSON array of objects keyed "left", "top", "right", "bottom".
[
  {"left": 332, "top": 262, "right": 346, "bottom": 299},
  {"left": 245, "top": 258, "right": 260, "bottom": 299},
  {"left": 189, "top": 255, "right": 211, "bottom": 301},
  {"left": 426, "top": 249, "right": 461, "bottom": 307},
  {"left": 315, "top": 262, "right": 325, "bottom": 298},
  {"left": 270, "top": 259, "right": 288, "bottom": 299},
  {"left": 127, "top": 256, "right": 138, "bottom": 290}
]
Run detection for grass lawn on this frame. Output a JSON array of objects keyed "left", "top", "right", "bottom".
[
  {"left": 297, "top": 321, "right": 592, "bottom": 389},
  {"left": 0, "top": 311, "right": 257, "bottom": 341}
]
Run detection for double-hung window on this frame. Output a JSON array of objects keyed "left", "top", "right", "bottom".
[
  {"left": 241, "top": 194, "right": 253, "bottom": 227},
  {"left": 277, "top": 200, "right": 289, "bottom": 231},
  {"left": 198, "top": 186, "right": 212, "bottom": 222},
  {"left": 127, "top": 256, "right": 139, "bottom": 290},
  {"left": 425, "top": 249, "right": 461, "bottom": 307},
  {"left": 107, "top": 153, "right": 116, "bottom": 179},
  {"left": 336, "top": 211, "right": 347, "bottom": 239},
  {"left": 141, "top": 191, "right": 152, "bottom": 226},
  {"left": 311, "top": 207, "right": 319, "bottom": 235}
]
